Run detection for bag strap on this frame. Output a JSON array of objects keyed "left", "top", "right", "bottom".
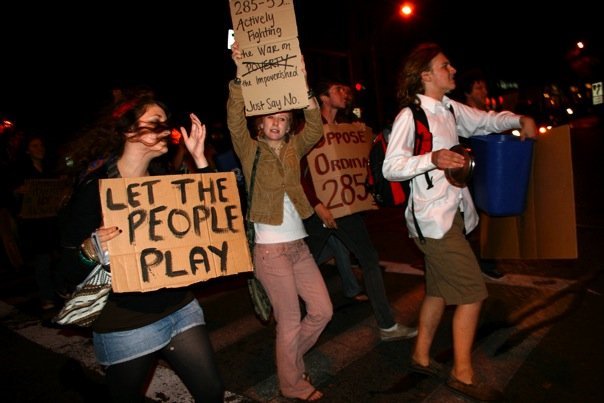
[
  {"left": 407, "top": 103, "right": 457, "bottom": 244},
  {"left": 246, "top": 147, "right": 261, "bottom": 269},
  {"left": 408, "top": 104, "right": 429, "bottom": 243},
  {"left": 409, "top": 103, "right": 456, "bottom": 186}
]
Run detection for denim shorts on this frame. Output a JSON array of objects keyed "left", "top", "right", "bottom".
[{"left": 93, "top": 300, "right": 205, "bottom": 366}]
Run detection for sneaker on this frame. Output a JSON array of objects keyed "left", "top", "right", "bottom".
[{"left": 379, "top": 323, "right": 418, "bottom": 341}]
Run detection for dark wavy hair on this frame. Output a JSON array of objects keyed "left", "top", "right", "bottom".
[
  {"left": 454, "top": 68, "right": 487, "bottom": 101},
  {"left": 64, "top": 92, "right": 169, "bottom": 177},
  {"left": 396, "top": 43, "right": 443, "bottom": 108}
]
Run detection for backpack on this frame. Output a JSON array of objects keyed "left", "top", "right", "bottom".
[{"left": 366, "top": 104, "right": 435, "bottom": 209}]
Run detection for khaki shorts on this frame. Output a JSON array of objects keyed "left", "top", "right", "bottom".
[{"left": 413, "top": 212, "right": 488, "bottom": 305}]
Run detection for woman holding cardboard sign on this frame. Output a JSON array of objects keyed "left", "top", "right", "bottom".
[
  {"left": 227, "top": 41, "right": 332, "bottom": 401},
  {"left": 59, "top": 93, "right": 224, "bottom": 402}
]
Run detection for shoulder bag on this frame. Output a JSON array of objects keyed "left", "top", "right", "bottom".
[
  {"left": 246, "top": 147, "right": 273, "bottom": 324},
  {"left": 52, "top": 261, "right": 111, "bottom": 327},
  {"left": 53, "top": 232, "right": 111, "bottom": 327}
]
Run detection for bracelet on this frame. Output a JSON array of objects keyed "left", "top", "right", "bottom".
[
  {"left": 81, "top": 239, "right": 98, "bottom": 262},
  {"left": 307, "top": 89, "right": 314, "bottom": 99},
  {"left": 234, "top": 77, "right": 242, "bottom": 84},
  {"left": 78, "top": 249, "right": 98, "bottom": 268}
]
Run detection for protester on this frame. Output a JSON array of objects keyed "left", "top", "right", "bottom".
[
  {"left": 13, "top": 134, "right": 61, "bottom": 310},
  {"left": 227, "top": 42, "right": 332, "bottom": 401},
  {"left": 60, "top": 93, "right": 224, "bottom": 402},
  {"left": 301, "top": 79, "right": 417, "bottom": 341},
  {"left": 303, "top": 81, "right": 368, "bottom": 302},
  {"left": 455, "top": 68, "right": 490, "bottom": 111},
  {"left": 454, "top": 68, "right": 506, "bottom": 280},
  {"left": 383, "top": 42, "right": 536, "bottom": 402}
]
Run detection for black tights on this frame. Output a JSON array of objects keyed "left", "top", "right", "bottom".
[{"left": 105, "top": 325, "right": 224, "bottom": 403}]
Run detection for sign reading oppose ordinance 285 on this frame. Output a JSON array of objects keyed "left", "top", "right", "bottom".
[
  {"left": 99, "top": 172, "right": 252, "bottom": 293},
  {"left": 229, "top": 0, "right": 308, "bottom": 115},
  {"left": 307, "top": 123, "right": 377, "bottom": 219}
]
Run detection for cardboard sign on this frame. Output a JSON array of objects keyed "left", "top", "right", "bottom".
[
  {"left": 306, "top": 123, "right": 377, "bottom": 219},
  {"left": 228, "top": 0, "right": 308, "bottom": 115},
  {"left": 592, "top": 81, "right": 602, "bottom": 105},
  {"left": 19, "top": 178, "right": 72, "bottom": 219},
  {"left": 99, "top": 172, "right": 253, "bottom": 293},
  {"left": 479, "top": 125, "right": 577, "bottom": 259}
]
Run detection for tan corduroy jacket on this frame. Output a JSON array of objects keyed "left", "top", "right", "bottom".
[{"left": 226, "top": 80, "right": 323, "bottom": 225}]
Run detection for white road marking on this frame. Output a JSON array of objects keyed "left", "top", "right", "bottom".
[
  {"left": 0, "top": 300, "right": 250, "bottom": 403},
  {"left": 381, "top": 260, "right": 575, "bottom": 291}
]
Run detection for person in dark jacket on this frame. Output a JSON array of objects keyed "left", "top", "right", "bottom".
[{"left": 61, "top": 93, "right": 224, "bottom": 402}]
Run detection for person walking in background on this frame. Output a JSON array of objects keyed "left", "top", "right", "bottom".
[
  {"left": 456, "top": 68, "right": 490, "bottom": 111},
  {"left": 13, "top": 134, "right": 61, "bottom": 310},
  {"left": 383, "top": 43, "right": 536, "bottom": 402},
  {"left": 304, "top": 81, "right": 368, "bottom": 303},
  {"left": 227, "top": 41, "right": 332, "bottom": 402},
  {"left": 301, "top": 79, "right": 417, "bottom": 342},
  {"left": 0, "top": 129, "right": 25, "bottom": 273},
  {"left": 454, "top": 68, "right": 506, "bottom": 280},
  {"left": 61, "top": 93, "right": 224, "bottom": 402}
]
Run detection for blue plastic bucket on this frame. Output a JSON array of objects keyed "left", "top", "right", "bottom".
[{"left": 469, "top": 134, "right": 534, "bottom": 216}]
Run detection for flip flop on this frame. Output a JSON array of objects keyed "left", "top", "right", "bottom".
[{"left": 297, "top": 389, "right": 323, "bottom": 401}]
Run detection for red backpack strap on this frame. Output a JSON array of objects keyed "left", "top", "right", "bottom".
[
  {"left": 409, "top": 104, "right": 434, "bottom": 190},
  {"left": 409, "top": 104, "right": 433, "bottom": 156}
]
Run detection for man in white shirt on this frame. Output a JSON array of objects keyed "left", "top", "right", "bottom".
[{"left": 383, "top": 43, "right": 536, "bottom": 402}]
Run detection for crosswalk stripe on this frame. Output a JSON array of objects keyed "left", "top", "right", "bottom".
[
  {"left": 382, "top": 260, "right": 575, "bottom": 291},
  {"left": 0, "top": 301, "right": 250, "bottom": 402}
]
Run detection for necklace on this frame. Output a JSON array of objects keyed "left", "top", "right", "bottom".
[{"left": 270, "top": 141, "right": 284, "bottom": 154}]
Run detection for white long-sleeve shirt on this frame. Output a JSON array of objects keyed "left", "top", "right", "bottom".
[{"left": 382, "top": 94, "right": 522, "bottom": 239}]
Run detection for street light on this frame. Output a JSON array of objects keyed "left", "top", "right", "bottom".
[{"left": 399, "top": 2, "right": 415, "bottom": 19}]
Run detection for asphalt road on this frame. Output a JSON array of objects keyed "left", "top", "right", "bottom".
[{"left": 1, "top": 117, "right": 603, "bottom": 402}]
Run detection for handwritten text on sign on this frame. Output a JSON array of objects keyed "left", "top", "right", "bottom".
[
  {"left": 239, "top": 39, "right": 306, "bottom": 114},
  {"left": 229, "top": 0, "right": 297, "bottom": 47},
  {"left": 229, "top": 0, "right": 308, "bottom": 115},
  {"left": 100, "top": 173, "right": 252, "bottom": 293},
  {"left": 19, "top": 178, "right": 72, "bottom": 219},
  {"left": 307, "top": 123, "right": 377, "bottom": 219}
]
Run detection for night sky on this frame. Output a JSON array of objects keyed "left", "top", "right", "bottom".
[{"left": 1, "top": 0, "right": 599, "bottom": 141}]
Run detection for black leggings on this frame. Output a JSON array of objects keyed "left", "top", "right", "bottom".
[{"left": 105, "top": 325, "right": 224, "bottom": 403}]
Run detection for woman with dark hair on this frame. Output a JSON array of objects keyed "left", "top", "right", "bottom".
[{"left": 61, "top": 93, "right": 224, "bottom": 402}]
